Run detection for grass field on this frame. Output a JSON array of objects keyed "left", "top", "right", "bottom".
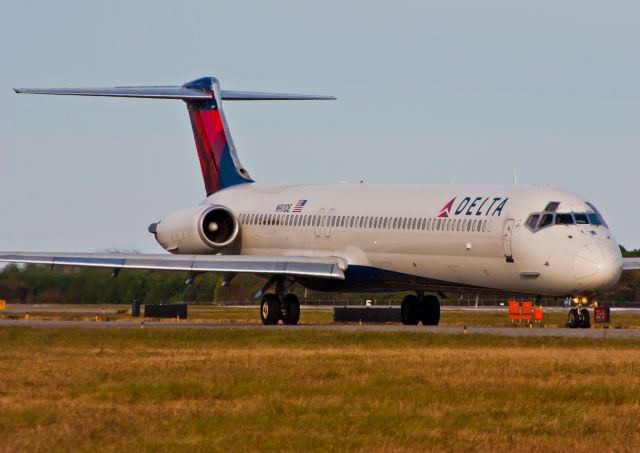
[{"left": 2, "top": 327, "right": 640, "bottom": 452}]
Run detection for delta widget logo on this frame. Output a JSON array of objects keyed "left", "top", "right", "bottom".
[{"left": 438, "top": 196, "right": 509, "bottom": 217}]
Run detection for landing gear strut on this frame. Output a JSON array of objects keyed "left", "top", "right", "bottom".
[
  {"left": 260, "top": 293, "right": 300, "bottom": 325},
  {"left": 401, "top": 293, "right": 440, "bottom": 326}
]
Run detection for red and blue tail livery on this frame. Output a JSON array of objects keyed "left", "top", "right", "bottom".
[{"left": 183, "top": 77, "right": 253, "bottom": 195}]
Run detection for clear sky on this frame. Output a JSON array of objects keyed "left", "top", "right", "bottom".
[{"left": 1, "top": 0, "right": 639, "bottom": 253}]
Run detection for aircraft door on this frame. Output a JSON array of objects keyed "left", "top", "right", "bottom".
[
  {"left": 324, "top": 208, "right": 335, "bottom": 238},
  {"left": 502, "top": 218, "right": 515, "bottom": 262},
  {"left": 314, "top": 209, "right": 325, "bottom": 238}
]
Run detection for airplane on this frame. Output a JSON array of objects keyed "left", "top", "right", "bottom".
[{"left": 2, "top": 76, "right": 638, "bottom": 328}]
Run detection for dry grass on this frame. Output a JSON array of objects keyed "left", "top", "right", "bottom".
[{"left": 1, "top": 328, "right": 640, "bottom": 452}]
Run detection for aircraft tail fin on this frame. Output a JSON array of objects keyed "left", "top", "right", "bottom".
[{"left": 15, "top": 77, "right": 335, "bottom": 195}]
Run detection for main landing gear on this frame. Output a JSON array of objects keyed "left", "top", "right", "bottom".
[
  {"left": 401, "top": 293, "right": 440, "bottom": 326},
  {"left": 260, "top": 293, "right": 300, "bottom": 325},
  {"left": 566, "top": 296, "right": 592, "bottom": 329}
]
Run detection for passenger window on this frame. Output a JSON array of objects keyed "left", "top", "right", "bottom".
[
  {"left": 574, "top": 213, "right": 588, "bottom": 225},
  {"left": 539, "top": 213, "right": 554, "bottom": 228},
  {"left": 555, "top": 213, "right": 574, "bottom": 225}
]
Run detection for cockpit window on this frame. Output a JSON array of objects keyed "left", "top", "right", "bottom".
[
  {"left": 574, "top": 213, "right": 588, "bottom": 225},
  {"left": 539, "top": 213, "right": 554, "bottom": 228},
  {"left": 587, "top": 213, "right": 601, "bottom": 225},
  {"left": 545, "top": 202, "right": 560, "bottom": 212},
  {"left": 526, "top": 214, "right": 540, "bottom": 230},
  {"left": 555, "top": 213, "right": 574, "bottom": 225},
  {"left": 586, "top": 202, "right": 608, "bottom": 228},
  {"left": 526, "top": 209, "right": 607, "bottom": 233}
]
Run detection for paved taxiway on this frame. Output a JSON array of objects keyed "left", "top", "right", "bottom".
[{"left": 1, "top": 319, "right": 639, "bottom": 338}]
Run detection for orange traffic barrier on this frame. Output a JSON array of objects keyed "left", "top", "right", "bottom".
[
  {"left": 534, "top": 305, "right": 543, "bottom": 323},
  {"left": 508, "top": 300, "right": 543, "bottom": 325}
]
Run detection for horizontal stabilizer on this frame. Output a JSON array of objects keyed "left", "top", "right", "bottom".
[
  {"left": 14, "top": 86, "right": 211, "bottom": 99},
  {"left": 14, "top": 86, "right": 336, "bottom": 101},
  {"left": 220, "top": 91, "right": 335, "bottom": 101}
]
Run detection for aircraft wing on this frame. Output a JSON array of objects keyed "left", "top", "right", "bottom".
[
  {"left": 623, "top": 258, "right": 640, "bottom": 271},
  {"left": 0, "top": 252, "right": 346, "bottom": 280}
]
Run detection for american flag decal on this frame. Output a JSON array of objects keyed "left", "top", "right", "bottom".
[{"left": 292, "top": 199, "right": 307, "bottom": 213}]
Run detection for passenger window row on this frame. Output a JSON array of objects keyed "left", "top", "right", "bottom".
[{"left": 237, "top": 213, "right": 493, "bottom": 234}]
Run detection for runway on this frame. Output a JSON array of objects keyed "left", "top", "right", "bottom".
[{"left": 1, "top": 318, "right": 640, "bottom": 338}]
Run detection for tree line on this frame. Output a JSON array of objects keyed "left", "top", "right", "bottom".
[{"left": 1, "top": 246, "right": 639, "bottom": 305}]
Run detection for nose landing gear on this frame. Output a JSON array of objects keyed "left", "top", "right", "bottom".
[{"left": 566, "top": 296, "right": 592, "bottom": 329}]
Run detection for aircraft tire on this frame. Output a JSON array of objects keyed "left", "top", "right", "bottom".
[
  {"left": 422, "top": 295, "right": 440, "bottom": 326},
  {"left": 283, "top": 293, "right": 300, "bottom": 325},
  {"left": 580, "top": 308, "right": 591, "bottom": 328},
  {"left": 260, "top": 294, "right": 281, "bottom": 325},
  {"left": 401, "top": 295, "right": 419, "bottom": 325},
  {"left": 567, "top": 308, "right": 580, "bottom": 329}
]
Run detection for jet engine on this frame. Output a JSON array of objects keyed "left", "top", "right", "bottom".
[{"left": 150, "top": 205, "right": 240, "bottom": 254}]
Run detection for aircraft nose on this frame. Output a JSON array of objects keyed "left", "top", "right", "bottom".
[{"left": 573, "top": 243, "right": 623, "bottom": 290}]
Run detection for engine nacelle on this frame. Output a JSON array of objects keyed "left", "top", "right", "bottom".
[{"left": 150, "top": 205, "right": 239, "bottom": 254}]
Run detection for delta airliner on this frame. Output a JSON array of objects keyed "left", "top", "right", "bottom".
[{"left": 2, "top": 76, "right": 638, "bottom": 327}]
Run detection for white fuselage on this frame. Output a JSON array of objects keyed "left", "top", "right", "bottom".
[{"left": 162, "top": 182, "right": 623, "bottom": 297}]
